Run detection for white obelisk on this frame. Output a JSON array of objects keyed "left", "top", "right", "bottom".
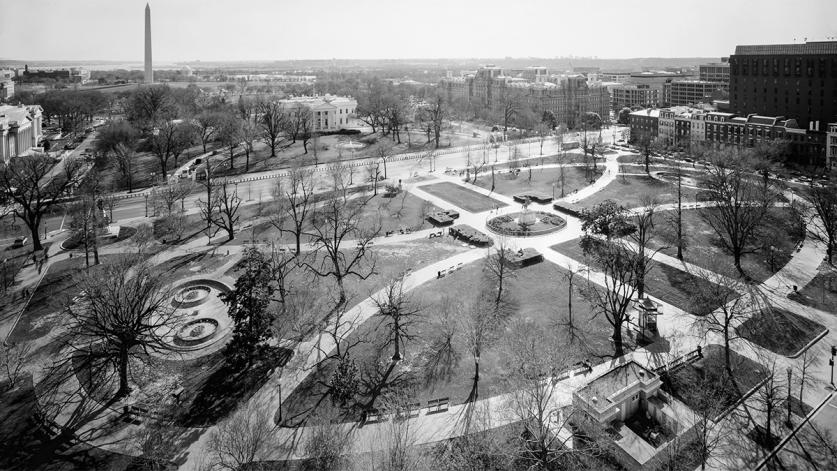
[{"left": 144, "top": 3, "right": 153, "bottom": 84}]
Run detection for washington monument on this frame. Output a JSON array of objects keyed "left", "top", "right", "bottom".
[{"left": 144, "top": 3, "right": 153, "bottom": 83}]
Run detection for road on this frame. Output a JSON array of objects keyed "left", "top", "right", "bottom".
[{"left": 104, "top": 129, "right": 626, "bottom": 224}]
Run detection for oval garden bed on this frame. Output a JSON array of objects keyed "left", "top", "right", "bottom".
[
  {"left": 486, "top": 211, "right": 566, "bottom": 237},
  {"left": 60, "top": 226, "right": 137, "bottom": 251}
]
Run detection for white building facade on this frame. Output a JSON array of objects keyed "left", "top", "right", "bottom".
[
  {"left": 0, "top": 104, "right": 43, "bottom": 163},
  {"left": 279, "top": 95, "right": 357, "bottom": 132}
]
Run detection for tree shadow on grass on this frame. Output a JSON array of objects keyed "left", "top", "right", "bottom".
[{"left": 175, "top": 346, "right": 293, "bottom": 427}]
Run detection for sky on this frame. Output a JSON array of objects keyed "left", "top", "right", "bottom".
[{"left": 1, "top": 0, "right": 835, "bottom": 62}]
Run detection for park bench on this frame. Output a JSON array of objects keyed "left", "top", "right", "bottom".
[
  {"left": 365, "top": 408, "right": 386, "bottom": 424},
  {"left": 426, "top": 397, "right": 450, "bottom": 415},
  {"left": 386, "top": 230, "right": 395, "bottom": 237}
]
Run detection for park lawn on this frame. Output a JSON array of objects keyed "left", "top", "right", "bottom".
[
  {"left": 420, "top": 181, "right": 508, "bottom": 213},
  {"left": 472, "top": 165, "right": 600, "bottom": 200},
  {"left": 152, "top": 251, "right": 236, "bottom": 282},
  {"left": 737, "top": 308, "right": 826, "bottom": 357},
  {"left": 549, "top": 239, "right": 732, "bottom": 315},
  {"left": 575, "top": 175, "right": 699, "bottom": 209},
  {"left": 242, "top": 192, "right": 441, "bottom": 246},
  {"left": 282, "top": 259, "right": 621, "bottom": 424},
  {"left": 661, "top": 344, "right": 769, "bottom": 421},
  {"left": 789, "top": 263, "right": 837, "bottom": 314},
  {"left": 649, "top": 207, "right": 805, "bottom": 283}
]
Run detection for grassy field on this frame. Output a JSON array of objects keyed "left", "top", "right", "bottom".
[
  {"left": 662, "top": 344, "right": 768, "bottom": 421},
  {"left": 737, "top": 308, "right": 826, "bottom": 357},
  {"left": 241, "top": 192, "right": 441, "bottom": 246},
  {"left": 472, "top": 165, "right": 600, "bottom": 200},
  {"left": 420, "top": 182, "right": 508, "bottom": 213},
  {"left": 790, "top": 263, "right": 837, "bottom": 314},
  {"left": 282, "top": 259, "right": 626, "bottom": 424},
  {"left": 648, "top": 207, "right": 804, "bottom": 283},
  {"left": 575, "top": 175, "right": 700, "bottom": 209},
  {"left": 550, "top": 239, "right": 732, "bottom": 315}
]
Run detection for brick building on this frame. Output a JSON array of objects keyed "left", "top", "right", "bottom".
[{"left": 729, "top": 41, "right": 837, "bottom": 132}]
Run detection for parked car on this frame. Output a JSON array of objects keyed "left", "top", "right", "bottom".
[{"left": 9, "top": 237, "right": 28, "bottom": 249}]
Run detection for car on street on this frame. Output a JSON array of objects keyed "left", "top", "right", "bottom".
[{"left": 9, "top": 237, "right": 28, "bottom": 249}]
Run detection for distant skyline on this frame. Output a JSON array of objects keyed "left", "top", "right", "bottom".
[{"left": 1, "top": 0, "right": 834, "bottom": 63}]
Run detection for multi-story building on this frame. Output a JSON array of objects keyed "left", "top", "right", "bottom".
[
  {"left": 631, "top": 107, "right": 826, "bottom": 164},
  {"left": 610, "top": 85, "right": 659, "bottom": 111},
  {"left": 628, "top": 71, "right": 683, "bottom": 107},
  {"left": 20, "top": 65, "right": 90, "bottom": 84},
  {"left": 278, "top": 95, "right": 357, "bottom": 132},
  {"left": 699, "top": 60, "right": 730, "bottom": 90},
  {"left": 599, "top": 71, "right": 632, "bottom": 82},
  {"left": 678, "top": 110, "right": 708, "bottom": 147},
  {"left": 628, "top": 108, "right": 660, "bottom": 143},
  {"left": 668, "top": 80, "right": 720, "bottom": 106},
  {"left": 729, "top": 41, "right": 837, "bottom": 131},
  {"left": 0, "top": 69, "right": 14, "bottom": 100},
  {"left": 658, "top": 108, "right": 676, "bottom": 144},
  {"left": 0, "top": 104, "right": 44, "bottom": 163},
  {"left": 828, "top": 123, "right": 837, "bottom": 168},
  {"left": 440, "top": 65, "right": 609, "bottom": 129}
]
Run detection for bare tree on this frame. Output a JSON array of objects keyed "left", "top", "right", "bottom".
[
  {"left": 199, "top": 179, "right": 241, "bottom": 242},
  {"left": 629, "top": 195, "right": 661, "bottom": 299},
  {"left": 802, "top": 181, "right": 837, "bottom": 265},
  {"left": 502, "top": 320, "right": 579, "bottom": 469},
  {"left": 149, "top": 120, "right": 195, "bottom": 178},
  {"left": 304, "top": 174, "right": 380, "bottom": 307},
  {"left": 1, "top": 343, "right": 30, "bottom": 391},
  {"left": 240, "top": 117, "right": 259, "bottom": 172},
  {"left": 63, "top": 257, "right": 177, "bottom": 398},
  {"left": 371, "top": 277, "right": 422, "bottom": 363},
  {"left": 666, "top": 162, "right": 688, "bottom": 260},
  {"left": 793, "top": 348, "right": 820, "bottom": 409},
  {"left": 207, "top": 400, "right": 277, "bottom": 471},
  {"left": 193, "top": 110, "right": 221, "bottom": 153},
  {"left": 420, "top": 297, "right": 462, "bottom": 387},
  {"left": 149, "top": 180, "right": 192, "bottom": 217},
  {"left": 460, "top": 285, "right": 502, "bottom": 407},
  {"left": 484, "top": 238, "right": 516, "bottom": 308},
  {"left": 700, "top": 149, "right": 778, "bottom": 277},
  {"left": 0, "top": 153, "right": 85, "bottom": 251},
  {"left": 256, "top": 98, "right": 286, "bottom": 157},
  {"left": 270, "top": 165, "right": 315, "bottom": 255},
  {"left": 579, "top": 237, "right": 642, "bottom": 358},
  {"left": 301, "top": 410, "right": 354, "bottom": 471},
  {"left": 423, "top": 93, "right": 448, "bottom": 149},
  {"left": 114, "top": 142, "right": 138, "bottom": 193}
]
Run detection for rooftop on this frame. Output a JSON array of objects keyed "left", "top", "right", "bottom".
[
  {"left": 734, "top": 41, "right": 837, "bottom": 56},
  {"left": 576, "top": 361, "right": 656, "bottom": 409}
]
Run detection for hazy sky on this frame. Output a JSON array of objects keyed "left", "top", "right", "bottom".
[{"left": 1, "top": 0, "right": 835, "bottom": 62}]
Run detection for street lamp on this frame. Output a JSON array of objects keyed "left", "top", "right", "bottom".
[{"left": 829, "top": 345, "right": 836, "bottom": 389}]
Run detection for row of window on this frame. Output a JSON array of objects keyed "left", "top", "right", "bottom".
[{"left": 733, "top": 57, "right": 837, "bottom": 78}]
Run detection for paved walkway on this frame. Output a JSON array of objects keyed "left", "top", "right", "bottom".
[{"left": 7, "top": 143, "right": 836, "bottom": 471}]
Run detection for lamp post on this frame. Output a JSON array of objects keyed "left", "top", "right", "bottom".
[{"left": 829, "top": 346, "right": 836, "bottom": 389}]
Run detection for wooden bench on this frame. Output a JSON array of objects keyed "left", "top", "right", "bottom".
[
  {"left": 426, "top": 397, "right": 450, "bottom": 415},
  {"left": 365, "top": 408, "right": 386, "bottom": 424},
  {"left": 399, "top": 402, "right": 421, "bottom": 420}
]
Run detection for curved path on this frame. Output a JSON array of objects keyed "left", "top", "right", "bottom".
[{"left": 8, "top": 144, "right": 834, "bottom": 471}]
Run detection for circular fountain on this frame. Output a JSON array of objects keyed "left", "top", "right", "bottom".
[
  {"left": 151, "top": 279, "right": 234, "bottom": 357},
  {"left": 336, "top": 138, "right": 366, "bottom": 151},
  {"left": 487, "top": 200, "right": 566, "bottom": 237}
]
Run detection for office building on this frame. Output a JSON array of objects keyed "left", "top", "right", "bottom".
[{"left": 729, "top": 41, "right": 837, "bottom": 131}]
